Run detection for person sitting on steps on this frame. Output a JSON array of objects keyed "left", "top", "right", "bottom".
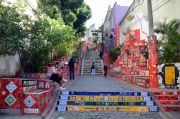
[{"left": 48, "top": 62, "right": 67, "bottom": 90}]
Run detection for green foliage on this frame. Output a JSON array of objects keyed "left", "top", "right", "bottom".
[
  {"left": 110, "top": 45, "right": 122, "bottom": 62},
  {"left": 18, "top": 0, "right": 79, "bottom": 72},
  {"left": 73, "top": 3, "right": 92, "bottom": 35},
  {"left": 60, "top": 0, "right": 83, "bottom": 9},
  {"left": 0, "top": 0, "right": 86, "bottom": 73},
  {"left": 155, "top": 19, "right": 180, "bottom": 63},
  {"left": 26, "top": 17, "right": 51, "bottom": 72},
  {"left": 71, "top": 39, "right": 82, "bottom": 58},
  {"left": 0, "top": 2, "right": 29, "bottom": 55},
  {"left": 0, "top": 1, "right": 32, "bottom": 73},
  {"left": 26, "top": 16, "right": 76, "bottom": 72},
  {"left": 38, "top": 0, "right": 62, "bottom": 19},
  {"left": 38, "top": 0, "right": 92, "bottom": 36},
  {"left": 126, "top": 14, "right": 134, "bottom": 21},
  {"left": 60, "top": 0, "right": 92, "bottom": 36},
  {"left": 62, "top": 9, "right": 77, "bottom": 26}
]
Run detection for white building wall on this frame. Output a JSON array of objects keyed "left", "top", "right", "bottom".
[
  {"left": 120, "top": 0, "right": 180, "bottom": 44},
  {"left": 0, "top": 55, "right": 20, "bottom": 77},
  {"left": 86, "top": 24, "right": 96, "bottom": 38}
]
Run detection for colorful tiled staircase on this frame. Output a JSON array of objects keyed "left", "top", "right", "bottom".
[
  {"left": 83, "top": 60, "right": 104, "bottom": 75},
  {"left": 82, "top": 51, "right": 104, "bottom": 75},
  {"left": 151, "top": 90, "right": 180, "bottom": 112},
  {"left": 56, "top": 91, "right": 158, "bottom": 112}
]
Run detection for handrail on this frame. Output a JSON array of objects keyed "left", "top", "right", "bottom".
[{"left": 81, "top": 53, "right": 85, "bottom": 75}]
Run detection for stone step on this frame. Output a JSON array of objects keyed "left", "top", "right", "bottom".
[
  {"left": 83, "top": 73, "right": 104, "bottom": 75},
  {"left": 83, "top": 63, "right": 102, "bottom": 65},
  {"left": 83, "top": 67, "right": 103, "bottom": 70},
  {"left": 83, "top": 70, "right": 103, "bottom": 73},
  {"left": 151, "top": 91, "right": 180, "bottom": 112},
  {"left": 84, "top": 63, "right": 102, "bottom": 65},
  {"left": 83, "top": 69, "right": 103, "bottom": 72},
  {"left": 83, "top": 66, "right": 103, "bottom": 69},
  {"left": 83, "top": 66, "right": 103, "bottom": 68},
  {"left": 83, "top": 68, "right": 103, "bottom": 69},
  {"left": 159, "top": 105, "right": 180, "bottom": 112},
  {"left": 57, "top": 101, "right": 154, "bottom": 106},
  {"left": 84, "top": 61, "right": 101, "bottom": 63},
  {"left": 56, "top": 91, "right": 158, "bottom": 112},
  {"left": 56, "top": 105, "right": 158, "bottom": 112},
  {"left": 83, "top": 70, "right": 103, "bottom": 72},
  {"left": 84, "top": 62, "right": 101, "bottom": 66},
  {"left": 59, "top": 95, "right": 152, "bottom": 101},
  {"left": 83, "top": 71, "right": 103, "bottom": 73},
  {"left": 85, "top": 59, "right": 102, "bottom": 61},
  {"left": 83, "top": 65, "right": 103, "bottom": 67},
  {"left": 60, "top": 91, "right": 149, "bottom": 96},
  {"left": 84, "top": 62, "right": 102, "bottom": 64}
]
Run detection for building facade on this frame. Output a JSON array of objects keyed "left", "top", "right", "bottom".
[
  {"left": 103, "top": 2, "right": 129, "bottom": 53},
  {"left": 119, "top": 0, "right": 180, "bottom": 44},
  {"left": 103, "top": 5, "right": 112, "bottom": 53}
]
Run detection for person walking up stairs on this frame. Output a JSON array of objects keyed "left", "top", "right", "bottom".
[{"left": 82, "top": 50, "right": 104, "bottom": 75}]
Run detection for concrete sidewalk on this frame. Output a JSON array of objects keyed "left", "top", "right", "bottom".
[{"left": 66, "top": 75, "right": 141, "bottom": 92}]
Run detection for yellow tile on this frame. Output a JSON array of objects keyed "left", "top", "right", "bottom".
[{"left": 76, "top": 96, "right": 81, "bottom": 101}]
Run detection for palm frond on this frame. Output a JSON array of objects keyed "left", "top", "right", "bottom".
[{"left": 155, "top": 19, "right": 180, "bottom": 63}]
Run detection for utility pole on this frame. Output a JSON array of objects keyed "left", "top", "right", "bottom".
[
  {"left": 101, "top": 24, "right": 104, "bottom": 55},
  {"left": 147, "top": 0, "right": 158, "bottom": 88},
  {"left": 147, "top": 0, "right": 154, "bottom": 36}
]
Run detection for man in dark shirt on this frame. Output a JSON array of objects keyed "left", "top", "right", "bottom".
[{"left": 68, "top": 57, "right": 75, "bottom": 80}]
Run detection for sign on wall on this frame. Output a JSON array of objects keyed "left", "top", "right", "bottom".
[
  {"left": 161, "top": 64, "right": 179, "bottom": 87},
  {"left": 165, "top": 66, "right": 175, "bottom": 85}
]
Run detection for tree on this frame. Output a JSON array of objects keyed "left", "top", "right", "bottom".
[
  {"left": 48, "top": 18, "right": 76, "bottom": 59},
  {"left": 26, "top": 17, "right": 51, "bottom": 72},
  {"left": 62, "top": 9, "right": 77, "bottom": 26},
  {"left": 155, "top": 19, "right": 180, "bottom": 63},
  {"left": 110, "top": 45, "right": 122, "bottom": 63},
  {"left": 38, "top": 0, "right": 62, "bottom": 19},
  {"left": 26, "top": 13, "right": 79, "bottom": 72},
  {"left": 0, "top": 1, "right": 31, "bottom": 72},
  {"left": 61, "top": 0, "right": 83, "bottom": 9},
  {"left": 73, "top": 3, "right": 92, "bottom": 35},
  {"left": 60, "top": 0, "right": 92, "bottom": 36},
  {"left": 0, "top": 0, "right": 84, "bottom": 73},
  {"left": 22, "top": 0, "right": 79, "bottom": 72}
]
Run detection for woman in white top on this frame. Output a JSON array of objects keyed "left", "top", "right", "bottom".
[{"left": 49, "top": 62, "right": 66, "bottom": 90}]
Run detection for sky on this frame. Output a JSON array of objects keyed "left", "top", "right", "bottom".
[{"left": 84, "top": 0, "right": 134, "bottom": 28}]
